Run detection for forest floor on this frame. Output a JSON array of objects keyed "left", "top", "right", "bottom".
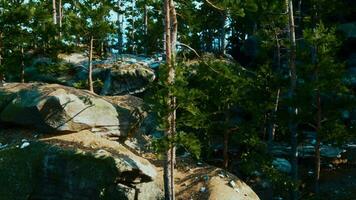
[
  {"left": 2, "top": 127, "right": 355, "bottom": 200},
  {"left": 317, "top": 166, "right": 356, "bottom": 200}
]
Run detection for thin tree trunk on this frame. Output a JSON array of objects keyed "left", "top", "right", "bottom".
[
  {"left": 268, "top": 89, "right": 280, "bottom": 152},
  {"left": 117, "top": 0, "right": 123, "bottom": 54},
  {"left": 131, "top": 0, "right": 136, "bottom": 53},
  {"left": 169, "top": 1, "right": 178, "bottom": 195},
  {"left": 20, "top": 47, "right": 25, "bottom": 83},
  {"left": 164, "top": 0, "right": 175, "bottom": 199},
  {"left": 273, "top": 25, "right": 281, "bottom": 68},
  {"left": 269, "top": 28, "right": 282, "bottom": 151},
  {"left": 144, "top": 2, "right": 148, "bottom": 54},
  {"left": 286, "top": 0, "right": 298, "bottom": 199},
  {"left": 315, "top": 89, "right": 321, "bottom": 193},
  {"left": 220, "top": 13, "right": 227, "bottom": 55},
  {"left": 170, "top": 0, "right": 177, "bottom": 59},
  {"left": 101, "top": 42, "right": 104, "bottom": 57},
  {"left": 311, "top": 1, "right": 321, "bottom": 194},
  {"left": 88, "top": 36, "right": 94, "bottom": 93},
  {"left": 52, "top": 0, "right": 57, "bottom": 25},
  {"left": 163, "top": 17, "right": 166, "bottom": 54},
  {"left": 59, "top": 0, "right": 62, "bottom": 38}
]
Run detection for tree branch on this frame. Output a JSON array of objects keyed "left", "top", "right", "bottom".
[
  {"left": 204, "top": 0, "right": 225, "bottom": 11},
  {"left": 176, "top": 42, "right": 201, "bottom": 58}
]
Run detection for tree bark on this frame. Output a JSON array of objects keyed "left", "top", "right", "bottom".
[
  {"left": 52, "top": 0, "right": 57, "bottom": 25},
  {"left": 312, "top": 1, "right": 321, "bottom": 194},
  {"left": 220, "top": 13, "right": 227, "bottom": 55},
  {"left": 268, "top": 89, "right": 280, "bottom": 153},
  {"left": 88, "top": 36, "right": 94, "bottom": 93},
  {"left": 20, "top": 47, "right": 25, "bottom": 83},
  {"left": 170, "top": 0, "right": 177, "bottom": 59},
  {"left": 59, "top": 0, "right": 62, "bottom": 38},
  {"left": 164, "top": 0, "right": 175, "bottom": 200},
  {"left": 274, "top": 25, "right": 281, "bottom": 68},
  {"left": 169, "top": 0, "right": 178, "bottom": 191},
  {"left": 315, "top": 89, "right": 321, "bottom": 194},
  {"left": 131, "top": 0, "right": 136, "bottom": 53},
  {"left": 117, "top": 0, "right": 123, "bottom": 54},
  {"left": 286, "top": 0, "right": 298, "bottom": 199},
  {"left": 144, "top": 2, "right": 148, "bottom": 54}
]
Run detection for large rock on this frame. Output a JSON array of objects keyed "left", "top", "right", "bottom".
[
  {"left": 59, "top": 53, "right": 158, "bottom": 95},
  {"left": 173, "top": 164, "right": 260, "bottom": 200},
  {"left": 0, "top": 130, "right": 163, "bottom": 200},
  {"left": 207, "top": 176, "right": 260, "bottom": 200},
  {"left": 272, "top": 142, "right": 344, "bottom": 159},
  {"left": 0, "top": 83, "right": 136, "bottom": 136},
  {"left": 96, "top": 62, "right": 156, "bottom": 95},
  {"left": 272, "top": 158, "right": 292, "bottom": 173},
  {"left": 24, "top": 54, "right": 158, "bottom": 95}
]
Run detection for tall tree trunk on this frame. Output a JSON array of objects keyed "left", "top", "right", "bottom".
[
  {"left": 286, "top": 0, "right": 298, "bottom": 199},
  {"left": 59, "top": 0, "right": 62, "bottom": 38},
  {"left": 273, "top": 25, "right": 281, "bottom": 68},
  {"left": 314, "top": 89, "right": 321, "bottom": 193},
  {"left": 268, "top": 89, "right": 280, "bottom": 153},
  {"left": 268, "top": 27, "right": 282, "bottom": 151},
  {"left": 220, "top": 13, "right": 227, "bottom": 55},
  {"left": 170, "top": 0, "right": 177, "bottom": 60},
  {"left": 144, "top": 2, "right": 148, "bottom": 54},
  {"left": 52, "top": 0, "right": 57, "bottom": 25},
  {"left": 170, "top": 0, "right": 178, "bottom": 173},
  {"left": 131, "top": 0, "right": 136, "bottom": 53},
  {"left": 88, "top": 36, "right": 94, "bottom": 93},
  {"left": 164, "top": 0, "right": 175, "bottom": 200},
  {"left": 312, "top": 1, "right": 321, "bottom": 194},
  {"left": 20, "top": 47, "right": 25, "bottom": 83},
  {"left": 117, "top": 0, "right": 123, "bottom": 54},
  {"left": 163, "top": 17, "right": 166, "bottom": 54}
]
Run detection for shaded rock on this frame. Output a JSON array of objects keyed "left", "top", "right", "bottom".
[
  {"left": 297, "top": 145, "right": 315, "bottom": 158},
  {"left": 272, "top": 142, "right": 344, "bottom": 160},
  {"left": 135, "top": 181, "right": 164, "bottom": 200},
  {"left": 97, "top": 63, "right": 156, "bottom": 95},
  {"left": 0, "top": 83, "right": 136, "bottom": 136},
  {"left": 320, "top": 145, "right": 343, "bottom": 158},
  {"left": 94, "top": 149, "right": 156, "bottom": 183},
  {"left": 0, "top": 130, "right": 163, "bottom": 200},
  {"left": 272, "top": 158, "right": 292, "bottom": 173},
  {"left": 271, "top": 143, "right": 291, "bottom": 157},
  {"left": 59, "top": 53, "right": 158, "bottom": 95}
]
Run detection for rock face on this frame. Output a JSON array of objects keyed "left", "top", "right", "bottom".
[
  {"left": 60, "top": 53, "right": 157, "bottom": 95},
  {"left": 0, "top": 130, "right": 163, "bottom": 200},
  {"left": 0, "top": 83, "right": 137, "bottom": 136},
  {"left": 25, "top": 54, "right": 158, "bottom": 96},
  {"left": 94, "top": 62, "right": 156, "bottom": 95}
]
